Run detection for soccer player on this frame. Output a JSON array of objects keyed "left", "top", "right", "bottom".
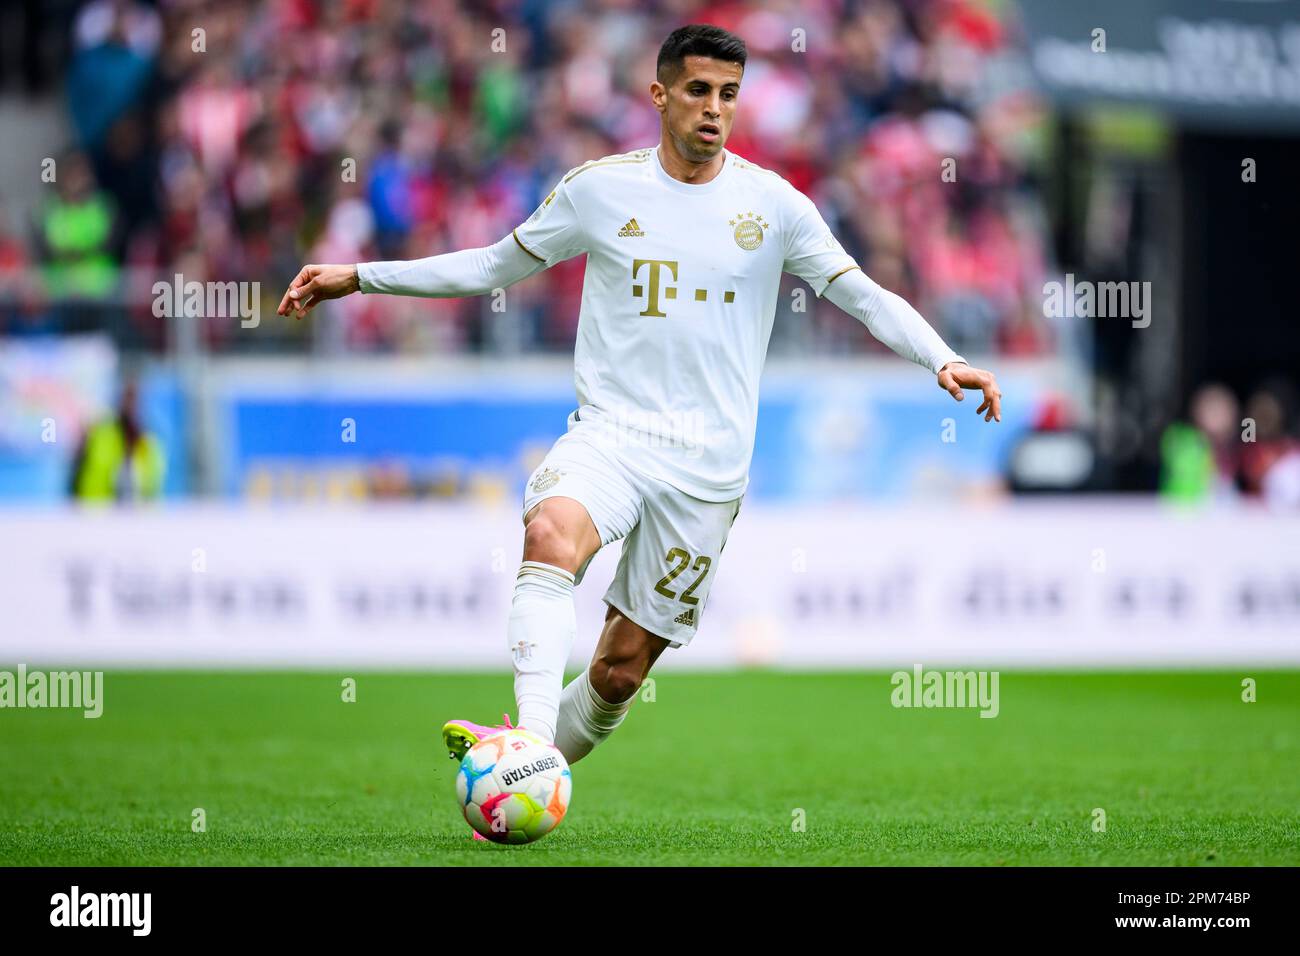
[{"left": 277, "top": 24, "right": 1001, "bottom": 785}]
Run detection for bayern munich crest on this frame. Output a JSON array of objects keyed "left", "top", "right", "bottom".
[
  {"left": 730, "top": 212, "right": 767, "bottom": 251},
  {"left": 530, "top": 467, "right": 562, "bottom": 492}
]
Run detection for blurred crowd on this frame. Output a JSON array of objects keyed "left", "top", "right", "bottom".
[
  {"left": 0, "top": 0, "right": 1054, "bottom": 356},
  {"left": 1160, "top": 380, "right": 1300, "bottom": 509}
]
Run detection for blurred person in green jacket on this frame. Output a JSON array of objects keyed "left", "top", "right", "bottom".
[
  {"left": 38, "top": 152, "right": 119, "bottom": 300},
  {"left": 1159, "top": 383, "right": 1241, "bottom": 502},
  {"left": 70, "top": 379, "right": 165, "bottom": 502}
]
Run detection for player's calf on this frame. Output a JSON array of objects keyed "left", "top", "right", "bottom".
[
  {"left": 589, "top": 604, "right": 668, "bottom": 702},
  {"left": 554, "top": 605, "right": 667, "bottom": 764},
  {"left": 589, "top": 654, "right": 647, "bottom": 704}
]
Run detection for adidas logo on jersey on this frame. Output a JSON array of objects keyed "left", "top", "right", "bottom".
[
  {"left": 617, "top": 218, "right": 645, "bottom": 237},
  {"left": 673, "top": 607, "right": 696, "bottom": 627}
]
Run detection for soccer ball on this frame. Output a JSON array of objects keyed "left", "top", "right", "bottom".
[{"left": 455, "top": 728, "right": 571, "bottom": 844}]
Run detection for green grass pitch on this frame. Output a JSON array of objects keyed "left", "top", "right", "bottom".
[{"left": 1, "top": 670, "right": 1297, "bottom": 866}]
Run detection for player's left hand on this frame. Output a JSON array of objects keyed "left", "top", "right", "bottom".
[{"left": 938, "top": 362, "right": 1001, "bottom": 423}]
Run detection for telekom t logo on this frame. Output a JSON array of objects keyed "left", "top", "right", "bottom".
[{"left": 631, "top": 259, "right": 679, "bottom": 317}]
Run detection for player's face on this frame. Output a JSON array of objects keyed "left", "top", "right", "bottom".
[{"left": 653, "top": 56, "right": 742, "bottom": 163}]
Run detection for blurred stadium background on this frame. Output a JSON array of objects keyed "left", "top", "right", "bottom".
[{"left": 0, "top": 0, "right": 1297, "bottom": 673}]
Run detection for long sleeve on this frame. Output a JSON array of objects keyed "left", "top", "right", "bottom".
[
  {"left": 357, "top": 168, "right": 589, "bottom": 298},
  {"left": 356, "top": 232, "right": 545, "bottom": 298},
  {"left": 823, "top": 267, "right": 966, "bottom": 374}
]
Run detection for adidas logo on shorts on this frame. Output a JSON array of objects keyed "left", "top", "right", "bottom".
[{"left": 673, "top": 607, "right": 696, "bottom": 627}]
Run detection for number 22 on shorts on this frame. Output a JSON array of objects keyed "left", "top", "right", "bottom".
[{"left": 654, "top": 547, "right": 712, "bottom": 605}]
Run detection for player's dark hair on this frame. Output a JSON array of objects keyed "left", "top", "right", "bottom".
[{"left": 656, "top": 24, "right": 747, "bottom": 84}]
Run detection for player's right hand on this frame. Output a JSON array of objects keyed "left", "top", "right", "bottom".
[{"left": 277, "top": 264, "right": 361, "bottom": 319}]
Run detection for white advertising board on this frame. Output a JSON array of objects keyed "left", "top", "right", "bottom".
[{"left": 0, "top": 502, "right": 1295, "bottom": 669}]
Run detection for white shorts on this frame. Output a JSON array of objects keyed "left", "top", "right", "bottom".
[{"left": 521, "top": 422, "right": 743, "bottom": 648}]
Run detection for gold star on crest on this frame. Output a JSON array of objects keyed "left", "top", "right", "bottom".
[{"left": 729, "top": 212, "right": 769, "bottom": 238}]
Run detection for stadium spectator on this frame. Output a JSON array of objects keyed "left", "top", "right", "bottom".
[
  {"left": 35, "top": 151, "right": 119, "bottom": 301},
  {"left": 1239, "top": 380, "right": 1300, "bottom": 505},
  {"left": 1159, "top": 384, "right": 1241, "bottom": 502},
  {"left": 66, "top": 0, "right": 157, "bottom": 154},
  {"left": 68, "top": 377, "right": 166, "bottom": 502}
]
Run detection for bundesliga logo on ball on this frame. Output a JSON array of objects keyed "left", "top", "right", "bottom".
[{"left": 455, "top": 729, "right": 572, "bottom": 844}]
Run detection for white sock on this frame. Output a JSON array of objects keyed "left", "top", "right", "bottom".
[
  {"left": 554, "top": 668, "right": 633, "bottom": 764},
  {"left": 509, "top": 561, "right": 576, "bottom": 743}
]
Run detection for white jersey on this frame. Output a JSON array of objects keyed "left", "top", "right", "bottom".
[{"left": 513, "top": 146, "right": 859, "bottom": 502}]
